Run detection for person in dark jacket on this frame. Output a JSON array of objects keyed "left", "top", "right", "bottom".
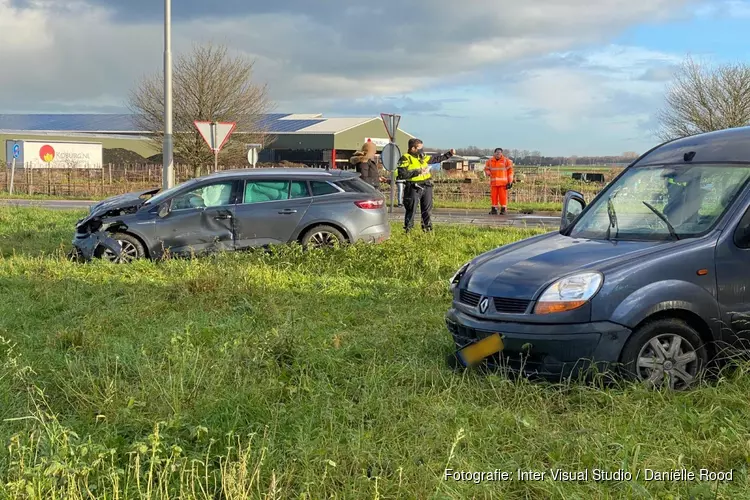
[{"left": 349, "top": 142, "right": 380, "bottom": 188}]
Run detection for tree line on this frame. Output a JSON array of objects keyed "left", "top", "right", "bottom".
[{"left": 451, "top": 148, "right": 638, "bottom": 166}]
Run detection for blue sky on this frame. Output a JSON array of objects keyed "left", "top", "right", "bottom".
[
  {"left": 395, "top": 1, "right": 749, "bottom": 155},
  {"left": 0, "top": 0, "right": 747, "bottom": 156}
]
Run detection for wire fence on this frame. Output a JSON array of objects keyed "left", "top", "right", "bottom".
[{"left": 0, "top": 163, "right": 623, "bottom": 205}]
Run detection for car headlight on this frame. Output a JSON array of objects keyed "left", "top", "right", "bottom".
[
  {"left": 449, "top": 262, "right": 470, "bottom": 288},
  {"left": 534, "top": 271, "right": 603, "bottom": 315}
]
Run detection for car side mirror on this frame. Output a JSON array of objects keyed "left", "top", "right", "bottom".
[
  {"left": 561, "top": 190, "right": 586, "bottom": 232},
  {"left": 158, "top": 203, "right": 170, "bottom": 218}
]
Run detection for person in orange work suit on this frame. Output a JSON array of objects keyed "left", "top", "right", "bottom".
[{"left": 484, "top": 148, "right": 514, "bottom": 215}]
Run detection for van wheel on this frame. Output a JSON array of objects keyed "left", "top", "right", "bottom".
[
  {"left": 301, "top": 225, "right": 346, "bottom": 249},
  {"left": 96, "top": 232, "right": 145, "bottom": 263},
  {"left": 619, "top": 318, "right": 707, "bottom": 390}
]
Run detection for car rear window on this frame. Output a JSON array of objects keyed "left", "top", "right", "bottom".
[
  {"left": 334, "top": 178, "right": 380, "bottom": 194},
  {"left": 310, "top": 181, "right": 340, "bottom": 196}
]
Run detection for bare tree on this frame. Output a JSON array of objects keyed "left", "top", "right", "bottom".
[
  {"left": 657, "top": 56, "right": 750, "bottom": 141},
  {"left": 129, "top": 42, "right": 275, "bottom": 176}
]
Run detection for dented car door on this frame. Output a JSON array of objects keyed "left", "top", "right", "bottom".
[{"left": 152, "top": 180, "right": 238, "bottom": 256}]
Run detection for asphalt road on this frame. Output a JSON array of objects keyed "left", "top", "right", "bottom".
[{"left": 0, "top": 198, "right": 561, "bottom": 229}]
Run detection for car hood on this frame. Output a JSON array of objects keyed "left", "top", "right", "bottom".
[
  {"left": 464, "top": 232, "right": 667, "bottom": 299},
  {"left": 76, "top": 187, "right": 160, "bottom": 228},
  {"left": 87, "top": 187, "right": 160, "bottom": 217}
]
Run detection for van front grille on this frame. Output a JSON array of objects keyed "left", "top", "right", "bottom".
[
  {"left": 459, "top": 289, "right": 482, "bottom": 307},
  {"left": 493, "top": 297, "right": 531, "bottom": 314}
]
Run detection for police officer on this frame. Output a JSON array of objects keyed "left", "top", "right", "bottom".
[{"left": 397, "top": 138, "right": 455, "bottom": 232}]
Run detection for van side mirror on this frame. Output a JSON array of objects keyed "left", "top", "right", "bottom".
[
  {"left": 158, "top": 203, "right": 170, "bottom": 218},
  {"left": 735, "top": 228, "right": 750, "bottom": 248},
  {"left": 733, "top": 208, "right": 750, "bottom": 248},
  {"left": 561, "top": 190, "right": 585, "bottom": 232}
]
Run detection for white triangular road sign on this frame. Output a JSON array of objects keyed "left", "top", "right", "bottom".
[
  {"left": 380, "top": 113, "right": 401, "bottom": 141},
  {"left": 194, "top": 121, "right": 237, "bottom": 152}
]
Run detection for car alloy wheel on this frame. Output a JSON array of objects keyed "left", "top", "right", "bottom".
[
  {"left": 636, "top": 333, "right": 700, "bottom": 390},
  {"left": 102, "top": 239, "right": 139, "bottom": 263},
  {"left": 308, "top": 230, "right": 340, "bottom": 248}
]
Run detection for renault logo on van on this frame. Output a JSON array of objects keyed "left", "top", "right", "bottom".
[{"left": 478, "top": 297, "right": 490, "bottom": 314}]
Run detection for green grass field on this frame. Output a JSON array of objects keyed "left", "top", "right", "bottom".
[{"left": 0, "top": 207, "right": 747, "bottom": 499}]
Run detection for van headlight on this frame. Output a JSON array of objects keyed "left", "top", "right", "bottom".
[
  {"left": 534, "top": 272, "right": 603, "bottom": 314},
  {"left": 449, "top": 262, "right": 471, "bottom": 289}
]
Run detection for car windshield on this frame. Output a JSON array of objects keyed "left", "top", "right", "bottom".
[
  {"left": 142, "top": 179, "right": 197, "bottom": 206},
  {"left": 568, "top": 163, "right": 750, "bottom": 241}
]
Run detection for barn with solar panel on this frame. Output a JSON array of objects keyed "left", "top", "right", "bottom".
[{"left": 0, "top": 113, "right": 414, "bottom": 169}]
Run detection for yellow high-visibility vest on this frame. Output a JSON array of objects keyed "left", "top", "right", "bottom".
[{"left": 399, "top": 153, "right": 432, "bottom": 182}]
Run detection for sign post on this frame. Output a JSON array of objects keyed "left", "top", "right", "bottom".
[
  {"left": 163, "top": 0, "right": 174, "bottom": 189},
  {"left": 380, "top": 113, "right": 401, "bottom": 213},
  {"left": 246, "top": 143, "right": 262, "bottom": 167},
  {"left": 9, "top": 142, "right": 19, "bottom": 195},
  {"left": 194, "top": 121, "right": 237, "bottom": 173}
]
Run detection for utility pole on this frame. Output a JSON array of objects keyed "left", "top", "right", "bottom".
[{"left": 162, "top": 0, "right": 174, "bottom": 189}]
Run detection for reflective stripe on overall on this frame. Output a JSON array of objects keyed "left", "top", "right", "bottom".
[{"left": 485, "top": 158, "right": 512, "bottom": 186}]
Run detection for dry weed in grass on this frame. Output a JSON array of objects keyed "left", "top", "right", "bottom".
[{"left": 0, "top": 207, "right": 747, "bottom": 498}]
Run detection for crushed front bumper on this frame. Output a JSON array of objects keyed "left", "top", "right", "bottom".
[
  {"left": 71, "top": 231, "right": 123, "bottom": 261},
  {"left": 445, "top": 307, "right": 631, "bottom": 381}
]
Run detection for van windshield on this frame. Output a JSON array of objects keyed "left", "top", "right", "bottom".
[{"left": 568, "top": 164, "right": 750, "bottom": 241}]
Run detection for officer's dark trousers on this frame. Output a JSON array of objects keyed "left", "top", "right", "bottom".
[{"left": 403, "top": 182, "right": 433, "bottom": 232}]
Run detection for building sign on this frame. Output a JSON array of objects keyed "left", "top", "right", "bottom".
[
  {"left": 364, "top": 138, "right": 390, "bottom": 148},
  {"left": 6, "top": 140, "right": 103, "bottom": 168}
]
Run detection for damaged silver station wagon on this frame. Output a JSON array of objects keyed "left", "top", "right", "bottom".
[{"left": 71, "top": 168, "right": 390, "bottom": 262}]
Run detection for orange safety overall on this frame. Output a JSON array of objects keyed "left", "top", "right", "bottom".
[{"left": 484, "top": 156, "right": 514, "bottom": 208}]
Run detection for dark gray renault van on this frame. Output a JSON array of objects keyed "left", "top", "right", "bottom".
[{"left": 446, "top": 126, "right": 750, "bottom": 389}]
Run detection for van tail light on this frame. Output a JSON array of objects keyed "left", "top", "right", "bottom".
[{"left": 354, "top": 199, "right": 384, "bottom": 209}]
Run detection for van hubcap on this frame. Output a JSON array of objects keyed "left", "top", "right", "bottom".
[{"left": 636, "top": 334, "right": 699, "bottom": 390}]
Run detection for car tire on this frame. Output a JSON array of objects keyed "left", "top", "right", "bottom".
[
  {"left": 618, "top": 318, "right": 708, "bottom": 390},
  {"left": 300, "top": 225, "right": 347, "bottom": 249},
  {"left": 95, "top": 232, "right": 145, "bottom": 263}
]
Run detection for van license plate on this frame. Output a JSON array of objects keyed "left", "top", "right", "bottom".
[{"left": 457, "top": 333, "right": 503, "bottom": 366}]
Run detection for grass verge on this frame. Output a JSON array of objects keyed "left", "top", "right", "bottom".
[{"left": 0, "top": 207, "right": 747, "bottom": 499}]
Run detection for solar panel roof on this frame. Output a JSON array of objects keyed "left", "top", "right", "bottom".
[{"left": 0, "top": 114, "right": 140, "bottom": 132}]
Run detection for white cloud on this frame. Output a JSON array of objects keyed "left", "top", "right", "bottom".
[
  {"left": 0, "top": 0, "right": 710, "bottom": 154},
  {"left": 505, "top": 45, "right": 681, "bottom": 133},
  {"left": 0, "top": 0, "right": 696, "bottom": 110}
]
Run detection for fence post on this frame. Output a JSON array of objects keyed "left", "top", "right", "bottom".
[
  {"left": 124, "top": 165, "right": 128, "bottom": 192},
  {"left": 108, "top": 163, "right": 112, "bottom": 186},
  {"left": 101, "top": 166, "right": 105, "bottom": 197},
  {"left": 28, "top": 166, "right": 33, "bottom": 195}
]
